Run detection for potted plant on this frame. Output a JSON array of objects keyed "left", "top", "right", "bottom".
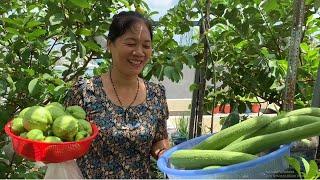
[
  {"left": 212, "top": 104, "right": 221, "bottom": 114},
  {"left": 251, "top": 103, "right": 260, "bottom": 113},
  {"left": 222, "top": 103, "right": 231, "bottom": 113},
  {"left": 171, "top": 116, "right": 189, "bottom": 145}
]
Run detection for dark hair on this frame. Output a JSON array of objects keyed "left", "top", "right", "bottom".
[{"left": 107, "top": 11, "right": 153, "bottom": 42}]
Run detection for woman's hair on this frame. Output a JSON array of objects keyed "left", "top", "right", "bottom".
[{"left": 107, "top": 11, "right": 153, "bottom": 42}]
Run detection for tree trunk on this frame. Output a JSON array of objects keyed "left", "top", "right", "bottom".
[
  {"left": 189, "top": 0, "right": 211, "bottom": 138},
  {"left": 312, "top": 62, "right": 320, "bottom": 161},
  {"left": 282, "top": 0, "right": 305, "bottom": 111}
]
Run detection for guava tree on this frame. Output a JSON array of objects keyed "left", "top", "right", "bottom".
[{"left": 158, "top": 0, "right": 320, "bottom": 112}]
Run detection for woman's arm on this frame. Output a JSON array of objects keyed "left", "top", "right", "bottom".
[
  {"left": 151, "top": 84, "right": 170, "bottom": 159},
  {"left": 151, "top": 138, "right": 170, "bottom": 159}
]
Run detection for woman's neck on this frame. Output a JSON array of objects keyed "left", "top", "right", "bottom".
[{"left": 108, "top": 68, "right": 138, "bottom": 88}]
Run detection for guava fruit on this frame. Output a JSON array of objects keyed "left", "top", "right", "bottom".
[
  {"left": 77, "top": 119, "right": 92, "bottom": 135},
  {"left": 66, "top": 105, "right": 86, "bottom": 119},
  {"left": 52, "top": 115, "right": 78, "bottom": 141},
  {"left": 26, "top": 129, "right": 45, "bottom": 141},
  {"left": 45, "top": 104, "right": 67, "bottom": 120},
  {"left": 47, "top": 102, "right": 65, "bottom": 110},
  {"left": 43, "top": 136, "right": 62, "bottom": 143},
  {"left": 23, "top": 106, "right": 52, "bottom": 132},
  {"left": 75, "top": 131, "right": 88, "bottom": 141},
  {"left": 18, "top": 107, "right": 31, "bottom": 118},
  {"left": 11, "top": 117, "right": 26, "bottom": 135},
  {"left": 20, "top": 132, "right": 28, "bottom": 138}
]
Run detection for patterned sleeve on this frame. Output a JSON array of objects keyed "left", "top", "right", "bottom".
[
  {"left": 64, "top": 77, "right": 85, "bottom": 108},
  {"left": 153, "top": 84, "right": 169, "bottom": 143}
]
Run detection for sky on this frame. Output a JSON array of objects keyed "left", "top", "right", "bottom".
[{"left": 145, "top": 0, "right": 179, "bottom": 20}]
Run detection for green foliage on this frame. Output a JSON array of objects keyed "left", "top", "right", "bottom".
[
  {"left": 174, "top": 116, "right": 189, "bottom": 140},
  {"left": 286, "top": 156, "right": 320, "bottom": 179}
]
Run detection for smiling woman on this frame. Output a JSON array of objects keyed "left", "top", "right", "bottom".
[{"left": 64, "top": 11, "right": 170, "bottom": 179}]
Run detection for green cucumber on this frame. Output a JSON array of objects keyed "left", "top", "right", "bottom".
[
  {"left": 285, "top": 107, "right": 320, "bottom": 117},
  {"left": 203, "top": 165, "right": 222, "bottom": 170},
  {"left": 170, "top": 149, "right": 258, "bottom": 169},
  {"left": 223, "top": 120, "right": 320, "bottom": 154},
  {"left": 249, "top": 115, "right": 319, "bottom": 137},
  {"left": 193, "top": 116, "right": 274, "bottom": 150}
]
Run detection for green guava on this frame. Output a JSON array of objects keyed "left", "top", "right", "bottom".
[
  {"left": 11, "top": 117, "right": 26, "bottom": 135},
  {"left": 43, "top": 136, "right": 62, "bottom": 143},
  {"left": 77, "top": 119, "right": 92, "bottom": 135},
  {"left": 18, "top": 107, "right": 31, "bottom": 118},
  {"left": 23, "top": 106, "right": 52, "bottom": 132},
  {"left": 20, "top": 132, "right": 28, "bottom": 138},
  {"left": 52, "top": 115, "right": 78, "bottom": 141},
  {"left": 75, "top": 131, "right": 88, "bottom": 141},
  {"left": 66, "top": 105, "right": 86, "bottom": 119},
  {"left": 45, "top": 104, "right": 67, "bottom": 120},
  {"left": 47, "top": 102, "right": 65, "bottom": 110},
  {"left": 26, "top": 129, "right": 45, "bottom": 141}
]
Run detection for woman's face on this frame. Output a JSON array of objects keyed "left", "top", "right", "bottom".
[{"left": 108, "top": 21, "right": 152, "bottom": 76}]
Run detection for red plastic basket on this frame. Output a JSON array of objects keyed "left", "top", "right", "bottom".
[{"left": 4, "top": 120, "right": 99, "bottom": 163}]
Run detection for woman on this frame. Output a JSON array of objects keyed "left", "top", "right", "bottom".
[{"left": 64, "top": 11, "right": 170, "bottom": 178}]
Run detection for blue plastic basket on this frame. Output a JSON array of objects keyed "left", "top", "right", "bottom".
[{"left": 157, "top": 134, "right": 292, "bottom": 179}]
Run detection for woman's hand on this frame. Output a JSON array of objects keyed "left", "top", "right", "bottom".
[{"left": 151, "top": 139, "right": 170, "bottom": 159}]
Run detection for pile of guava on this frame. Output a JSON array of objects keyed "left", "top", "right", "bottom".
[{"left": 11, "top": 102, "right": 92, "bottom": 143}]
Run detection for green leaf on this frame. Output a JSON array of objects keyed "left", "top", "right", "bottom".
[
  {"left": 300, "top": 43, "right": 309, "bottom": 53},
  {"left": 189, "top": 83, "right": 199, "bottom": 92},
  {"left": 69, "top": 0, "right": 90, "bottom": 8},
  {"left": 28, "top": 78, "right": 41, "bottom": 96},
  {"left": 78, "top": 42, "right": 86, "bottom": 58},
  {"left": 235, "top": 40, "right": 248, "bottom": 49},
  {"left": 21, "top": 49, "right": 31, "bottom": 61},
  {"left": 77, "top": 28, "right": 92, "bottom": 36},
  {"left": 24, "top": 68, "right": 35, "bottom": 77},
  {"left": 286, "top": 156, "right": 302, "bottom": 179},
  {"left": 83, "top": 41, "right": 101, "bottom": 52},
  {"left": 0, "top": 79, "right": 8, "bottom": 95},
  {"left": 4, "top": 53, "right": 14, "bottom": 64},
  {"left": 26, "top": 20, "right": 43, "bottom": 28},
  {"left": 305, "top": 160, "right": 319, "bottom": 179},
  {"left": 38, "top": 54, "right": 49, "bottom": 67},
  {"left": 261, "top": 0, "right": 279, "bottom": 13},
  {"left": 53, "top": 85, "right": 67, "bottom": 97},
  {"left": 142, "top": 63, "right": 153, "bottom": 77},
  {"left": 172, "top": 69, "right": 181, "bottom": 82},
  {"left": 300, "top": 157, "right": 310, "bottom": 174},
  {"left": 163, "top": 66, "right": 175, "bottom": 80},
  {"left": 26, "top": 29, "right": 47, "bottom": 40},
  {"left": 5, "top": 27, "right": 19, "bottom": 34}
]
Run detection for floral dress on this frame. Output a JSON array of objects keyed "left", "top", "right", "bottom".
[{"left": 64, "top": 76, "right": 169, "bottom": 179}]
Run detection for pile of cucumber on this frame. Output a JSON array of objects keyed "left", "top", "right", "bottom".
[{"left": 170, "top": 107, "right": 320, "bottom": 170}]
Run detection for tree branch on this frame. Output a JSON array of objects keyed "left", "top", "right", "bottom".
[
  {"left": 65, "top": 52, "right": 94, "bottom": 82},
  {"left": 258, "top": 8, "right": 283, "bottom": 58},
  {"left": 47, "top": 37, "right": 59, "bottom": 55}
]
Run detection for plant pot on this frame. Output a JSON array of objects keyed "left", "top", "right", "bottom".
[
  {"left": 212, "top": 105, "right": 221, "bottom": 114},
  {"left": 251, "top": 103, "right": 260, "bottom": 113},
  {"left": 223, "top": 104, "right": 231, "bottom": 113}
]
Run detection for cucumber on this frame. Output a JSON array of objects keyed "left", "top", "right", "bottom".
[
  {"left": 193, "top": 116, "right": 274, "bottom": 150},
  {"left": 285, "top": 107, "right": 320, "bottom": 117},
  {"left": 203, "top": 165, "right": 222, "bottom": 170},
  {"left": 249, "top": 115, "right": 319, "bottom": 137},
  {"left": 170, "top": 149, "right": 258, "bottom": 169},
  {"left": 223, "top": 120, "right": 320, "bottom": 154}
]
